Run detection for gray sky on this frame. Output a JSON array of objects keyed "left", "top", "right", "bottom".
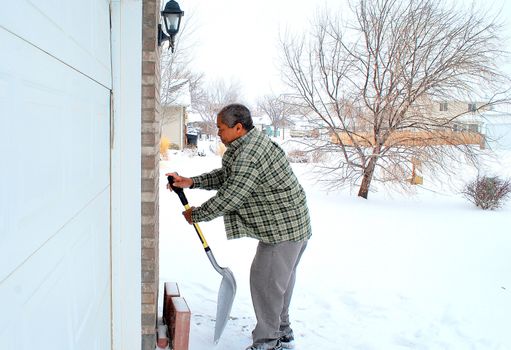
[{"left": 175, "top": 0, "right": 511, "bottom": 105}]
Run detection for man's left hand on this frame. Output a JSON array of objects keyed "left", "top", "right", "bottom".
[{"left": 182, "top": 207, "right": 194, "bottom": 224}]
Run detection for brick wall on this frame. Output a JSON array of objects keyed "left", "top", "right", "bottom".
[{"left": 141, "top": 0, "right": 161, "bottom": 349}]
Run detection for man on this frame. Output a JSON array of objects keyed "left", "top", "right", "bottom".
[{"left": 167, "top": 104, "right": 311, "bottom": 350}]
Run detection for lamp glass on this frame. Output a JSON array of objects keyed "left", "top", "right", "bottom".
[{"left": 164, "top": 13, "right": 180, "bottom": 34}]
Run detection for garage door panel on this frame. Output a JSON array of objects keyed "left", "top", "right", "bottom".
[
  {"left": 22, "top": 271, "right": 74, "bottom": 349},
  {"left": 0, "top": 191, "right": 110, "bottom": 350},
  {"left": 0, "top": 0, "right": 111, "bottom": 88},
  {"left": 0, "top": 0, "right": 132, "bottom": 348},
  {"left": 0, "top": 28, "right": 110, "bottom": 283}
]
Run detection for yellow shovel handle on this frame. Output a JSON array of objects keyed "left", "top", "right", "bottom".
[{"left": 184, "top": 203, "right": 210, "bottom": 251}]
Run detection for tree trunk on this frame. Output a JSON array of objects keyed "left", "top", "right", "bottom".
[{"left": 358, "top": 156, "right": 377, "bottom": 199}]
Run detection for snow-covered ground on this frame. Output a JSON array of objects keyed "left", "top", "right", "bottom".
[{"left": 159, "top": 139, "right": 511, "bottom": 350}]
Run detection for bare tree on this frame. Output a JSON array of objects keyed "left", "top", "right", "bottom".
[
  {"left": 280, "top": 0, "right": 510, "bottom": 198},
  {"left": 257, "top": 94, "right": 297, "bottom": 138},
  {"left": 193, "top": 79, "right": 243, "bottom": 137},
  {"left": 160, "top": 10, "right": 204, "bottom": 116}
]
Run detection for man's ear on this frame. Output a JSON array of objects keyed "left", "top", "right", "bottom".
[{"left": 235, "top": 123, "right": 243, "bottom": 132}]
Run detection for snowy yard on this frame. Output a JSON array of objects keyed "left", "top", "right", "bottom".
[{"left": 158, "top": 140, "right": 511, "bottom": 350}]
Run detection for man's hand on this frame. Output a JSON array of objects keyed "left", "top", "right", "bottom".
[
  {"left": 182, "top": 207, "right": 194, "bottom": 224},
  {"left": 165, "top": 172, "right": 194, "bottom": 191}
]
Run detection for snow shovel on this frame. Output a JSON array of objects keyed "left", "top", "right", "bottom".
[{"left": 167, "top": 175, "right": 236, "bottom": 344}]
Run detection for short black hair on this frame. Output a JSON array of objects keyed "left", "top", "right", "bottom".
[{"left": 218, "top": 103, "right": 254, "bottom": 131}]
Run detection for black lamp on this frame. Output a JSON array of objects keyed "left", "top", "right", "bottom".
[{"left": 158, "top": 0, "right": 184, "bottom": 51}]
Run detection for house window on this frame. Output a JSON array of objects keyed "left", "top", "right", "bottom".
[
  {"left": 468, "top": 103, "right": 477, "bottom": 112},
  {"left": 468, "top": 124, "right": 479, "bottom": 132},
  {"left": 453, "top": 123, "right": 479, "bottom": 133},
  {"left": 439, "top": 102, "right": 448, "bottom": 112}
]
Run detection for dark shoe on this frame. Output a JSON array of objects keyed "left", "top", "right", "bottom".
[
  {"left": 245, "top": 340, "right": 283, "bottom": 350},
  {"left": 279, "top": 334, "right": 295, "bottom": 349}
]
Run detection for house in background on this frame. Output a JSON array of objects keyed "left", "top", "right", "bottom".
[
  {"left": 327, "top": 99, "right": 494, "bottom": 148},
  {"left": 252, "top": 114, "right": 271, "bottom": 132},
  {"left": 433, "top": 100, "right": 511, "bottom": 150},
  {"left": 288, "top": 115, "right": 321, "bottom": 139},
  {"left": 253, "top": 114, "right": 286, "bottom": 138},
  {"left": 161, "top": 79, "right": 191, "bottom": 149},
  {"left": 432, "top": 100, "right": 490, "bottom": 133},
  {"left": 1, "top": 1, "right": 167, "bottom": 349}
]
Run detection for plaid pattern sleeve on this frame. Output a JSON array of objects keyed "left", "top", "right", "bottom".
[
  {"left": 190, "top": 168, "right": 225, "bottom": 190},
  {"left": 191, "top": 128, "right": 311, "bottom": 244},
  {"left": 191, "top": 156, "right": 260, "bottom": 222}
]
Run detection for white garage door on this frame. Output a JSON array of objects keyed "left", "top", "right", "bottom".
[{"left": 0, "top": 1, "right": 112, "bottom": 349}]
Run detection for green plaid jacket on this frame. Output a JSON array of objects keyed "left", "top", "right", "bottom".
[{"left": 190, "top": 128, "right": 311, "bottom": 244}]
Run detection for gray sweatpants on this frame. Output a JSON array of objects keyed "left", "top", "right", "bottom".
[{"left": 250, "top": 240, "right": 308, "bottom": 347}]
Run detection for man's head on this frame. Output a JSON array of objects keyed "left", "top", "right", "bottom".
[{"left": 216, "top": 104, "right": 254, "bottom": 145}]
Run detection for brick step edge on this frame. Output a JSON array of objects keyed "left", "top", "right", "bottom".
[{"left": 161, "top": 282, "right": 191, "bottom": 350}]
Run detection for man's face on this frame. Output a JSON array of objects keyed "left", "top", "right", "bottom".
[{"left": 217, "top": 116, "right": 244, "bottom": 145}]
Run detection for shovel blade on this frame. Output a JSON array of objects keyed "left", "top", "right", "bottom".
[{"left": 214, "top": 267, "right": 237, "bottom": 343}]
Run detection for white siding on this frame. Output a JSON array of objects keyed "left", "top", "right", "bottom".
[{"left": 110, "top": 1, "right": 143, "bottom": 349}]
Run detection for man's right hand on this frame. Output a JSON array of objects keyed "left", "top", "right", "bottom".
[{"left": 165, "top": 172, "right": 194, "bottom": 191}]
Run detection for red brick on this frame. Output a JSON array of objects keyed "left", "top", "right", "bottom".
[
  {"left": 157, "top": 324, "right": 169, "bottom": 349},
  {"left": 163, "top": 282, "right": 180, "bottom": 325},
  {"left": 171, "top": 297, "right": 191, "bottom": 350}
]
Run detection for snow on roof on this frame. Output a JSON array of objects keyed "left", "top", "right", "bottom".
[{"left": 187, "top": 112, "right": 203, "bottom": 123}]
